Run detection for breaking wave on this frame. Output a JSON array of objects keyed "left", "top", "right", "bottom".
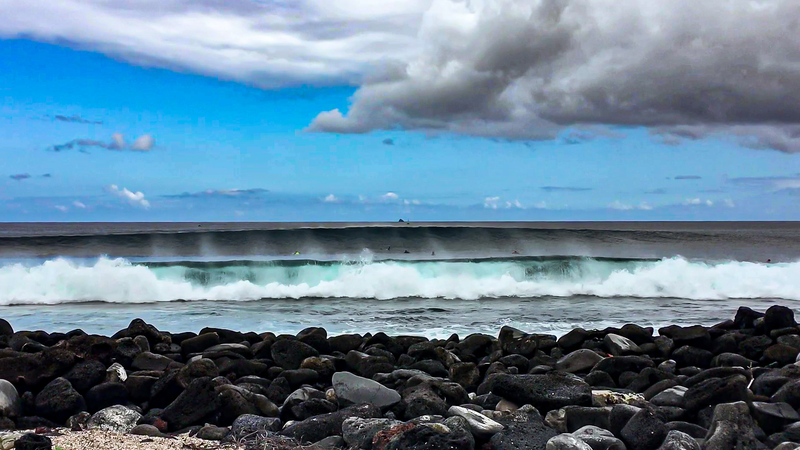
[{"left": 0, "top": 256, "right": 798, "bottom": 305}]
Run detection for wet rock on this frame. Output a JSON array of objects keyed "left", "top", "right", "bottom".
[
  {"left": 279, "top": 403, "right": 381, "bottom": 444},
  {"left": 33, "top": 377, "right": 86, "bottom": 423},
  {"left": 764, "top": 344, "right": 799, "bottom": 365},
  {"left": 772, "top": 379, "right": 800, "bottom": 408},
  {"left": 161, "top": 377, "right": 220, "bottom": 431},
  {"left": 765, "top": 305, "right": 796, "bottom": 333},
  {"left": 328, "top": 334, "right": 364, "bottom": 354},
  {"left": 401, "top": 385, "right": 448, "bottom": 420},
  {"left": 739, "top": 335, "right": 773, "bottom": 361},
  {"left": 709, "top": 352, "right": 754, "bottom": 368},
  {"left": 0, "top": 348, "right": 76, "bottom": 391},
  {"left": 658, "top": 325, "right": 711, "bottom": 349},
  {"left": 66, "top": 411, "right": 91, "bottom": 431},
  {"left": 751, "top": 401, "right": 800, "bottom": 434},
  {"left": 196, "top": 424, "right": 230, "bottom": 441},
  {"left": 13, "top": 433, "right": 51, "bottom": 450},
  {"left": 620, "top": 407, "right": 667, "bottom": 450},
  {"left": 684, "top": 375, "right": 749, "bottom": 412},
  {"left": 112, "top": 319, "right": 167, "bottom": 346},
  {"left": 0, "top": 380, "right": 20, "bottom": 418},
  {"left": 703, "top": 401, "right": 760, "bottom": 450},
  {"left": 650, "top": 386, "right": 687, "bottom": 408},
  {"left": 664, "top": 421, "right": 707, "bottom": 439},
  {"left": 130, "top": 423, "right": 166, "bottom": 437},
  {"left": 449, "top": 363, "right": 481, "bottom": 391},
  {"left": 655, "top": 430, "right": 699, "bottom": 450},
  {"left": 333, "top": 371, "right": 401, "bottom": 409},
  {"left": 572, "top": 425, "right": 625, "bottom": 450},
  {"left": 345, "top": 351, "right": 396, "bottom": 379},
  {"left": 131, "top": 352, "right": 178, "bottom": 371},
  {"left": 604, "top": 333, "right": 642, "bottom": 356},
  {"left": 592, "top": 356, "right": 655, "bottom": 382},
  {"left": 229, "top": 414, "right": 282, "bottom": 440},
  {"left": 87, "top": 405, "right": 142, "bottom": 433},
  {"left": 342, "top": 417, "right": 401, "bottom": 449},
  {"left": 546, "top": 434, "right": 593, "bottom": 450},
  {"left": 556, "top": 350, "right": 605, "bottom": 373},
  {"left": 84, "top": 382, "right": 127, "bottom": 413},
  {"left": 297, "top": 327, "right": 330, "bottom": 354},
  {"left": 63, "top": 360, "right": 106, "bottom": 393},
  {"left": 271, "top": 339, "right": 319, "bottom": 370},
  {"left": 176, "top": 358, "right": 219, "bottom": 388},
  {"left": 448, "top": 405, "right": 504, "bottom": 438},
  {"left": 671, "top": 346, "right": 713, "bottom": 369},
  {"left": 180, "top": 333, "right": 220, "bottom": 355},
  {"left": 491, "top": 419, "right": 558, "bottom": 450},
  {"left": 492, "top": 373, "right": 592, "bottom": 412}
]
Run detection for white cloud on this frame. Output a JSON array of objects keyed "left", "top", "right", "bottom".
[
  {"left": 608, "top": 200, "right": 653, "bottom": 211},
  {"left": 381, "top": 192, "right": 400, "bottom": 201},
  {"left": 131, "top": 134, "right": 155, "bottom": 151},
  {"left": 108, "top": 184, "right": 151, "bottom": 209},
  {"left": 110, "top": 133, "right": 125, "bottom": 150},
  {"left": 54, "top": 205, "right": 68, "bottom": 212},
  {"left": 324, "top": 194, "right": 339, "bottom": 203},
  {"left": 403, "top": 199, "right": 421, "bottom": 205},
  {"left": 484, "top": 196, "right": 501, "bottom": 209},
  {"left": 72, "top": 200, "right": 86, "bottom": 209},
  {"left": 683, "top": 198, "right": 714, "bottom": 206},
  {"left": 723, "top": 199, "right": 736, "bottom": 208}
]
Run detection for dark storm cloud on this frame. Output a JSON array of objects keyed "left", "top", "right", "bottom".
[
  {"left": 645, "top": 188, "right": 667, "bottom": 195},
  {"left": 9, "top": 174, "right": 31, "bottom": 181},
  {"left": 382, "top": 138, "right": 395, "bottom": 146},
  {"left": 540, "top": 186, "right": 592, "bottom": 192},
  {"left": 309, "top": 0, "right": 800, "bottom": 153},
  {"left": 728, "top": 174, "right": 800, "bottom": 190},
  {"left": 52, "top": 114, "right": 102, "bottom": 124}
]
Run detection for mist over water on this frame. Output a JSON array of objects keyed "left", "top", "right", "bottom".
[{"left": 1, "top": 222, "right": 799, "bottom": 336}]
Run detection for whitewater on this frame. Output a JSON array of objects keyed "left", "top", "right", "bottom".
[{"left": 1, "top": 256, "right": 798, "bottom": 305}]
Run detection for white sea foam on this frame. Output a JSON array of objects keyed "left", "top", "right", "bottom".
[{"left": 0, "top": 256, "right": 798, "bottom": 305}]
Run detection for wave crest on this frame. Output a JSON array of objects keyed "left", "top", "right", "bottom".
[{"left": 0, "top": 256, "right": 798, "bottom": 305}]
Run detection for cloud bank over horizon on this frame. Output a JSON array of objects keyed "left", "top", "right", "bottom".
[{"left": 3, "top": 0, "right": 800, "bottom": 152}]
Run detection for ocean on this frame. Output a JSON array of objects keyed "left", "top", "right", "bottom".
[{"left": 1, "top": 221, "right": 799, "bottom": 337}]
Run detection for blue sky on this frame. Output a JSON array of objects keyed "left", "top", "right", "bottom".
[{"left": 1, "top": 0, "right": 800, "bottom": 221}]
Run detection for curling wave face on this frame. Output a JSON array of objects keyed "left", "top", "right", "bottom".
[{"left": 0, "top": 256, "right": 798, "bottom": 305}]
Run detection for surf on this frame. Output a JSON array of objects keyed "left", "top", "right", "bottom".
[{"left": 1, "top": 256, "right": 799, "bottom": 305}]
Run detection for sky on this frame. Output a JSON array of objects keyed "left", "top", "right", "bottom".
[{"left": 1, "top": 0, "right": 799, "bottom": 222}]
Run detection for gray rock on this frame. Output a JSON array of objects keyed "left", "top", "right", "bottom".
[
  {"left": 161, "top": 377, "right": 220, "bottom": 431},
  {"left": 315, "top": 435, "right": 346, "bottom": 449},
  {"left": 556, "top": 350, "right": 605, "bottom": 373},
  {"left": 491, "top": 419, "right": 558, "bottom": 450},
  {"left": 87, "top": 405, "right": 142, "bottom": 433},
  {"left": 280, "top": 403, "right": 381, "bottom": 444},
  {"left": 333, "top": 371, "right": 401, "bottom": 409},
  {"left": 773, "top": 443, "right": 800, "bottom": 450},
  {"left": 131, "top": 352, "right": 178, "bottom": 371},
  {"left": 604, "top": 333, "right": 642, "bottom": 356},
  {"left": 130, "top": 424, "right": 167, "bottom": 437},
  {"left": 571, "top": 425, "right": 625, "bottom": 450},
  {"left": 447, "top": 405, "right": 504, "bottom": 438},
  {"left": 656, "top": 430, "right": 700, "bottom": 450},
  {"left": 196, "top": 424, "right": 230, "bottom": 441},
  {"left": 230, "top": 414, "right": 282, "bottom": 440},
  {"left": 0, "top": 380, "right": 20, "bottom": 418},
  {"left": 546, "top": 434, "right": 593, "bottom": 450},
  {"left": 751, "top": 401, "right": 800, "bottom": 434},
  {"left": 342, "top": 417, "right": 401, "bottom": 449},
  {"left": 620, "top": 407, "right": 667, "bottom": 450},
  {"left": 67, "top": 411, "right": 91, "bottom": 431},
  {"left": 650, "top": 386, "right": 687, "bottom": 408},
  {"left": 703, "top": 401, "right": 760, "bottom": 450},
  {"left": 34, "top": 377, "right": 86, "bottom": 423},
  {"left": 492, "top": 373, "right": 592, "bottom": 412},
  {"left": 106, "top": 362, "right": 127, "bottom": 383}
]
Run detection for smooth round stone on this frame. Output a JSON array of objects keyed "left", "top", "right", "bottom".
[
  {"left": 332, "top": 371, "right": 401, "bottom": 408},
  {"left": 447, "top": 405, "right": 504, "bottom": 438}
]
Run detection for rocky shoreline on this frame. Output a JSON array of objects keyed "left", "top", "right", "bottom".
[{"left": 2, "top": 306, "right": 800, "bottom": 449}]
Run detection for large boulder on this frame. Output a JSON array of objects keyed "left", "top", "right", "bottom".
[
  {"left": 160, "top": 377, "right": 220, "bottom": 431},
  {"left": 63, "top": 360, "right": 106, "bottom": 393},
  {"left": 764, "top": 305, "right": 796, "bottom": 333},
  {"left": 703, "top": 401, "right": 760, "bottom": 450},
  {"left": 342, "top": 417, "right": 402, "bottom": 449},
  {"left": 684, "top": 375, "right": 749, "bottom": 412},
  {"left": 271, "top": 339, "right": 319, "bottom": 370},
  {"left": 620, "top": 407, "right": 667, "bottom": 450},
  {"left": 333, "top": 371, "right": 401, "bottom": 409},
  {"left": 34, "top": 377, "right": 86, "bottom": 423},
  {"left": 555, "top": 350, "right": 604, "bottom": 373},
  {"left": 87, "top": 405, "right": 142, "bottom": 433},
  {"left": 84, "top": 382, "right": 128, "bottom": 412},
  {"left": 490, "top": 419, "right": 558, "bottom": 450},
  {"left": 448, "top": 405, "right": 504, "bottom": 439},
  {"left": 0, "top": 379, "right": 21, "bottom": 418},
  {"left": 279, "top": 403, "right": 381, "bottom": 444},
  {"left": 0, "top": 348, "right": 76, "bottom": 390},
  {"left": 492, "top": 373, "right": 592, "bottom": 412},
  {"left": 374, "top": 416, "right": 475, "bottom": 450}
]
